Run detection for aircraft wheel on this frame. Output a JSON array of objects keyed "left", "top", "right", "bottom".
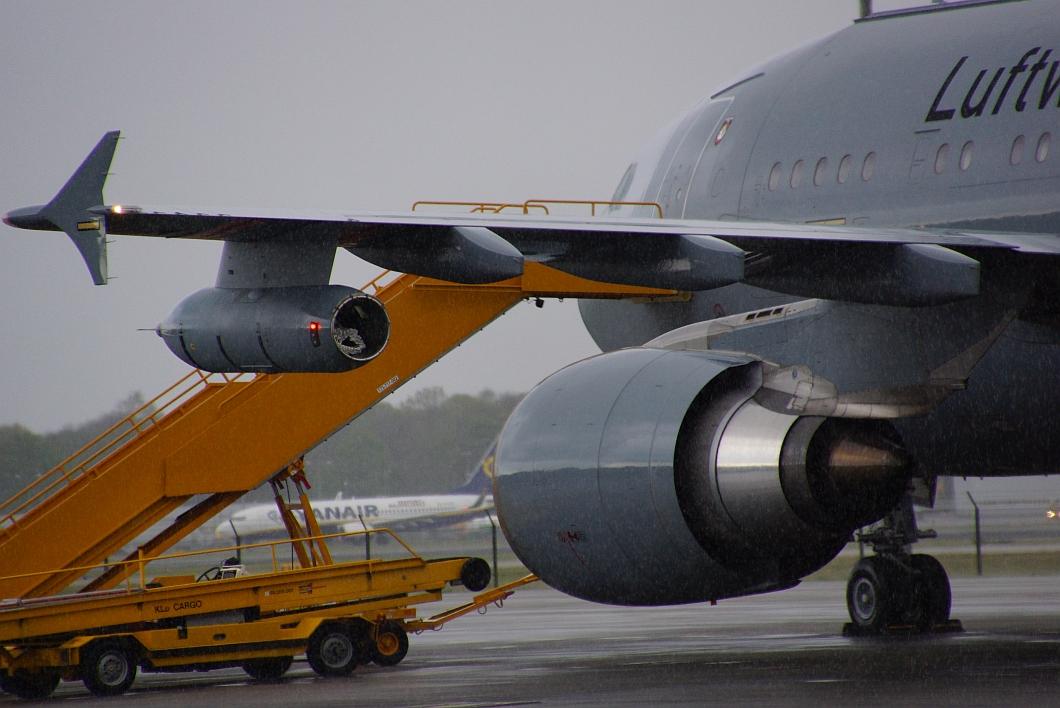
[
  {"left": 241, "top": 655, "right": 293, "bottom": 681},
  {"left": 846, "top": 556, "right": 907, "bottom": 632},
  {"left": 371, "top": 621, "right": 409, "bottom": 666},
  {"left": 307, "top": 624, "right": 357, "bottom": 676},
  {"left": 81, "top": 639, "right": 137, "bottom": 696},
  {"left": 910, "top": 554, "right": 951, "bottom": 630},
  {"left": 1, "top": 672, "right": 60, "bottom": 700}
]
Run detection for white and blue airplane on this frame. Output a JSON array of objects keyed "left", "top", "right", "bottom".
[{"left": 215, "top": 448, "right": 495, "bottom": 542}]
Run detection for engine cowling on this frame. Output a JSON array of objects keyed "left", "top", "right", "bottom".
[
  {"left": 157, "top": 285, "right": 389, "bottom": 373},
  {"left": 494, "top": 348, "right": 910, "bottom": 606}
]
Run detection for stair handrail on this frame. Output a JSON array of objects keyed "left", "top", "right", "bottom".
[
  {"left": 0, "top": 370, "right": 254, "bottom": 532},
  {"left": 0, "top": 526, "right": 419, "bottom": 597}
]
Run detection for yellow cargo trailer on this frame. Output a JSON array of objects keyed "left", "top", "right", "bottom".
[{"left": 0, "top": 525, "right": 526, "bottom": 699}]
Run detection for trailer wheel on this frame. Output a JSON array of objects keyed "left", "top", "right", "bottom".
[
  {"left": 241, "top": 656, "right": 293, "bottom": 681},
  {"left": 1, "top": 672, "right": 60, "bottom": 700},
  {"left": 349, "top": 619, "right": 375, "bottom": 664},
  {"left": 81, "top": 639, "right": 137, "bottom": 696},
  {"left": 460, "top": 557, "right": 491, "bottom": 591},
  {"left": 307, "top": 624, "right": 357, "bottom": 676},
  {"left": 371, "top": 621, "right": 409, "bottom": 666}
]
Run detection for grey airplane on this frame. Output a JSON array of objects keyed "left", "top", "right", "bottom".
[{"left": 5, "top": 0, "right": 1058, "bottom": 633}]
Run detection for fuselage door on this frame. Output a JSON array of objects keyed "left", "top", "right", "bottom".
[{"left": 654, "top": 98, "right": 733, "bottom": 218}]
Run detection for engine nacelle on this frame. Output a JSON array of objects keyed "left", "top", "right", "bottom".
[
  {"left": 157, "top": 285, "right": 389, "bottom": 373},
  {"left": 494, "top": 348, "right": 909, "bottom": 606}
]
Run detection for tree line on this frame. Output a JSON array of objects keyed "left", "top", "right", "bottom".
[{"left": 0, "top": 389, "right": 521, "bottom": 505}]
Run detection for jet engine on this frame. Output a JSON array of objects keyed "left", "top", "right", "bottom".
[
  {"left": 494, "top": 348, "right": 910, "bottom": 605},
  {"left": 157, "top": 285, "right": 390, "bottom": 373}
]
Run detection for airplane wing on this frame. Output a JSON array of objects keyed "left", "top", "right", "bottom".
[
  {"left": 85, "top": 205, "right": 1060, "bottom": 307},
  {"left": 16, "top": 201, "right": 1060, "bottom": 303},
  {"left": 5, "top": 131, "right": 1058, "bottom": 304},
  {"left": 92, "top": 205, "right": 1052, "bottom": 251}
]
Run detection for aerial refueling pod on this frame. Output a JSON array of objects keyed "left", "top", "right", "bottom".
[
  {"left": 157, "top": 285, "right": 389, "bottom": 373},
  {"left": 494, "top": 348, "right": 910, "bottom": 606}
]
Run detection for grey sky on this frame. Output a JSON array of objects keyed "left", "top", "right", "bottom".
[{"left": 1, "top": 1, "right": 920, "bottom": 432}]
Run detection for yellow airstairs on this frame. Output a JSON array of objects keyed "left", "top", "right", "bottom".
[{"left": 0, "top": 263, "right": 671, "bottom": 600}]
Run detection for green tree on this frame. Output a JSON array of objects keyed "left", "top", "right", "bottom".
[
  {"left": 0, "top": 393, "right": 149, "bottom": 503},
  {"left": 0, "top": 388, "right": 521, "bottom": 505},
  {"left": 303, "top": 387, "right": 521, "bottom": 497}
]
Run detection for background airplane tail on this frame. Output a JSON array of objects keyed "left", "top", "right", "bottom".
[{"left": 450, "top": 438, "right": 497, "bottom": 498}]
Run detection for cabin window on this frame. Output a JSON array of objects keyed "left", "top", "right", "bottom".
[
  {"left": 1036, "top": 133, "right": 1051, "bottom": 163},
  {"left": 768, "top": 162, "right": 783, "bottom": 191},
  {"left": 861, "top": 152, "right": 877, "bottom": 182},
  {"left": 959, "top": 141, "right": 974, "bottom": 171},
  {"left": 837, "top": 154, "right": 852, "bottom": 184},
  {"left": 790, "top": 160, "right": 805, "bottom": 188},
  {"left": 934, "top": 143, "right": 950, "bottom": 175},
  {"left": 1010, "top": 135, "right": 1025, "bottom": 165},
  {"left": 813, "top": 157, "right": 829, "bottom": 187}
]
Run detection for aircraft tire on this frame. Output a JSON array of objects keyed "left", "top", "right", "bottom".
[
  {"left": 909, "top": 554, "right": 951, "bottom": 630},
  {"left": 846, "top": 556, "right": 906, "bottom": 632}
]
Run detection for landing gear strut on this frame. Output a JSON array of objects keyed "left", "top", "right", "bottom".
[{"left": 845, "top": 496, "right": 958, "bottom": 635}]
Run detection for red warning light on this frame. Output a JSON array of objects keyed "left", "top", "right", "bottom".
[
  {"left": 308, "top": 321, "right": 322, "bottom": 347},
  {"left": 308, "top": 321, "right": 321, "bottom": 332}
]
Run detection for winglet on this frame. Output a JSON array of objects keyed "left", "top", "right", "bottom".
[{"left": 38, "top": 131, "right": 120, "bottom": 285}]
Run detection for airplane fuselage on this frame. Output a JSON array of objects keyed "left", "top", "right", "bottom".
[
  {"left": 615, "top": 2, "right": 1060, "bottom": 231},
  {"left": 217, "top": 492, "right": 487, "bottom": 540},
  {"left": 580, "top": 0, "right": 1059, "bottom": 477}
]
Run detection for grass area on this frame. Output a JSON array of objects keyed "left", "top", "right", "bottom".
[{"left": 108, "top": 531, "right": 1060, "bottom": 592}]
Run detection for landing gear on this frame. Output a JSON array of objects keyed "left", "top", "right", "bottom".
[
  {"left": 847, "top": 555, "right": 905, "bottom": 632},
  {"left": 908, "top": 553, "right": 951, "bottom": 629},
  {"left": 845, "top": 496, "right": 957, "bottom": 635},
  {"left": 846, "top": 553, "right": 952, "bottom": 633}
]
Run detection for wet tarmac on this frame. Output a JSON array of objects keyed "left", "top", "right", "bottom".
[{"left": 11, "top": 575, "right": 1060, "bottom": 706}]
